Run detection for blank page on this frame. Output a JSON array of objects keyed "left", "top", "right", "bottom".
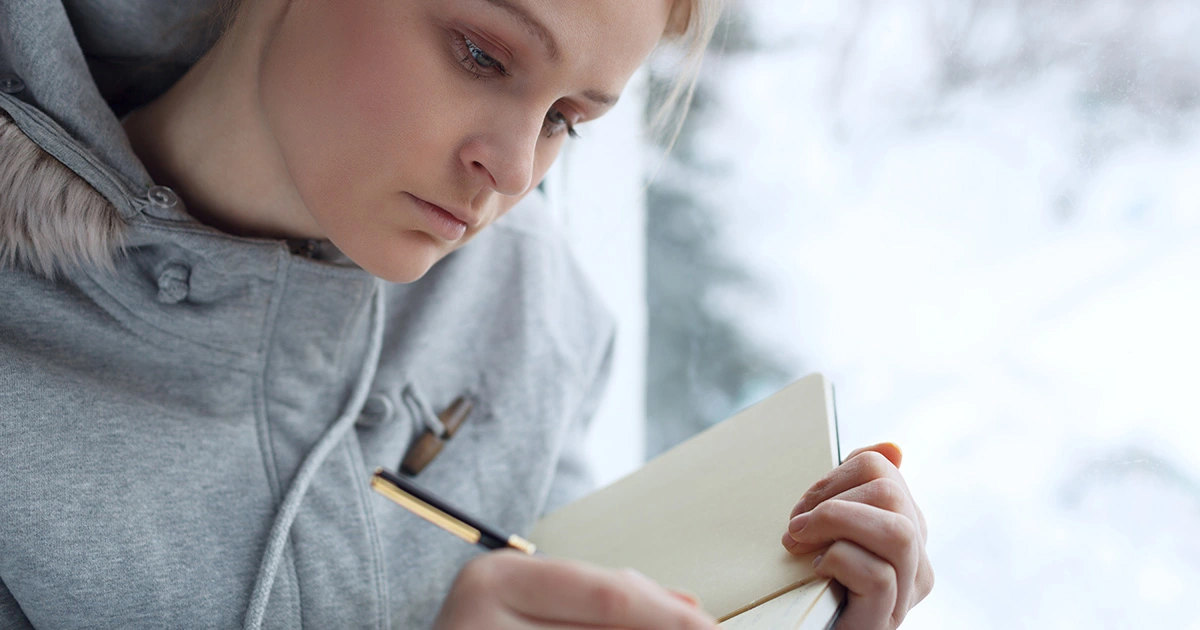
[{"left": 530, "top": 373, "right": 839, "bottom": 621}]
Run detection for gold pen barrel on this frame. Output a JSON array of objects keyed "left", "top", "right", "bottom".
[
  {"left": 370, "top": 467, "right": 536, "bottom": 555},
  {"left": 370, "top": 475, "right": 482, "bottom": 545}
]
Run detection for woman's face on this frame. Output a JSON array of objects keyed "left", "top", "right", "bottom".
[{"left": 257, "top": 0, "right": 673, "bottom": 282}]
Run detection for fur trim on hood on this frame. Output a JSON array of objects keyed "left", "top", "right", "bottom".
[{"left": 0, "top": 111, "right": 125, "bottom": 279}]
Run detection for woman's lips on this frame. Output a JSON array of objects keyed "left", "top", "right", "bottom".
[{"left": 406, "top": 193, "right": 469, "bottom": 241}]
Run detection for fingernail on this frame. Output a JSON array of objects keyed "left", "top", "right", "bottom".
[
  {"left": 812, "top": 554, "right": 824, "bottom": 568},
  {"left": 788, "top": 513, "right": 810, "bottom": 539},
  {"left": 880, "top": 441, "right": 903, "bottom": 467},
  {"left": 669, "top": 590, "right": 701, "bottom": 607}
]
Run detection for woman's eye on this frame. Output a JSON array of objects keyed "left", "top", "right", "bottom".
[
  {"left": 544, "top": 109, "right": 581, "bottom": 139},
  {"left": 462, "top": 36, "right": 507, "bottom": 76}
]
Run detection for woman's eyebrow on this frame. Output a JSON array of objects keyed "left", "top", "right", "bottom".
[
  {"left": 479, "top": 0, "right": 560, "bottom": 62},
  {"left": 583, "top": 89, "right": 618, "bottom": 107},
  {"left": 476, "top": 0, "right": 621, "bottom": 108}
]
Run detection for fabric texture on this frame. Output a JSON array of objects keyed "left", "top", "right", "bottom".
[{"left": 0, "top": 2, "right": 616, "bottom": 628}]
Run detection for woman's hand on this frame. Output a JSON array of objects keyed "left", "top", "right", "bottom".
[
  {"left": 782, "top": 442, "right": 934, "bottom": 629},
  {"left": 433, "top": 550, "right": 718, "bottom": 630}
]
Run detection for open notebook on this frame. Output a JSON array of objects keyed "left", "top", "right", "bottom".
[{"left": 530, "top": 373, "right": 846, "bottom": 628}]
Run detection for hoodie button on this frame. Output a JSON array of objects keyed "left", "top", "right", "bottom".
[
  {"left": 147, "top": 185, "right": 179, "bottom": 209},
  {"left": 156, "top": 263, "right": 191, "bottom": 304},
  {"left": 357, "top": 394, "right": 395, "bottom": 427},
  {"left": 0, "top": 74, "right": 24, "bottom": 94}
]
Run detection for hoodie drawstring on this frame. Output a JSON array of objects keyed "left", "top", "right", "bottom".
[{"left": 242, "top": 281, "right": 385, "bottom": 630}]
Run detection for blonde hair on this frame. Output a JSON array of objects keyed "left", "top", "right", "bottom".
[{"left": 652, "top": 0, "right": 726, "bottom": 144}]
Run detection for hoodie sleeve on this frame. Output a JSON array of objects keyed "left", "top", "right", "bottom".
[
  {"left": 0, "top": 576, "right": 34, "bottom": 630},
  {"left": 540, "top": 328, "right": 616, "bottom": 516}
]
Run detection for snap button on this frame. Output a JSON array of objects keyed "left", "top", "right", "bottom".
[
  {"left": 156, "top": 262, "right": 191, "bottom": 304},
  {"left": 0, "top": 74, "right": 24, "bottom": 94},
  {"left": 357, "top": 394, "right": 395, "bottom": 427},
  {"left": 147, "top": 185, "right": 179, "bottom": 209}
]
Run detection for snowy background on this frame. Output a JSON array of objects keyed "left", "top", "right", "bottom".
[{"left": 642, "top": 0, "right": 1200, "bottom": 627}]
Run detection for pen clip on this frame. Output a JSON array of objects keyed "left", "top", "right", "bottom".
[{"left": 401, "top": 395, "right": 473, "bottom": 475}]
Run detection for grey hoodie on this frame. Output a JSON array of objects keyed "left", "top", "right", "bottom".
[{"left": 0, "top": 2, "right": 614, "bottom": 629}]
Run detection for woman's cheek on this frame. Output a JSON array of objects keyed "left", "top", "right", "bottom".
[
  {"left": 259, "top": 1, "right": 452, "bottom": 219},
  {"left": 328, "top": 8, "right": 443, "bottom": 182}
]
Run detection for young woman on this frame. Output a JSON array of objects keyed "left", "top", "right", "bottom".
[{"left": 0, "top": 1, "right": 933, "bottom": 628}]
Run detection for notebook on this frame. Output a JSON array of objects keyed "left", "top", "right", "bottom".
[{"left": 530, "top": 373, "right": 846, "bottom": 627}]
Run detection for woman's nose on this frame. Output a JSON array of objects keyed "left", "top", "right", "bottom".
[{"left": 459, "top": 116, "right": 540, "bottom": 197}]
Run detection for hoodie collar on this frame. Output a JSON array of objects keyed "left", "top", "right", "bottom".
[{"left": 0, "top": 1, "right": 226, "bottom": 278}]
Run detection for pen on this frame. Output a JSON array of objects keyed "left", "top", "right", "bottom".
[{"left": 370, "top": 466, "right": 537, "bottom": 555}]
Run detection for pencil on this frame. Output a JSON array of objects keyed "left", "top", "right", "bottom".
[{"left": 370, "top": 467, "right": 537, "bottom": 555}]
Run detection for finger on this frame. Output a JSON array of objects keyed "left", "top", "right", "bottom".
[
  {"left": 811, "top": 476, "right": 925, "bottom": 545},
  {"left": 825, "top": 457, "right": 930, "bottom": 544},
  {"left": 915, "top": 499, "right": 929, "bottom": 544},
  {"left": 491, "top": 554, "right": 717, "bottom": 629},
  {"left": 854, "top": 444, "right": 930, "bottom": 543},
  {"left": 913, "top": 549, "right": 935, "bottom": 606},
  {"left": 668, "top": 589, "right": 702, "bottom": 608},
  {"left": 784, "top": 475, "right": 933, "bottom": 618},
  {"left": 838, "top": 444, "right": 929, "bottom": 542},
  {"left": 791, "top": 449, "right": 907, "bottom": 519},
  {"left": 845, "top": 442, "right": 902, "bottom": 468},
  {"left": 790, "top": 449, "right": 929, "bottom": 544},
  {"left": 812, "top": 540, "right": 899, "bottom": 630},
  {"left": 786, "top": 500, "right": 919, "bottom": 621}
]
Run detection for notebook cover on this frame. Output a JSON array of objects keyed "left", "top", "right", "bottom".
[{"left": 530, "top": 373, "right": 840, "bottom": 621}]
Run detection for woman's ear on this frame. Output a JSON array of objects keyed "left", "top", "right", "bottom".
[{"left": 664, "top": 0, "right": 693, "bottom": 38}]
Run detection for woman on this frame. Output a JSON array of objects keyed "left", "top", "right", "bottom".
[{"left": 0, "top": 0, "right": 932, "bottom": 628}]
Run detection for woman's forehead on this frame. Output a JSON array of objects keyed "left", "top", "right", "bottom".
[
  {"left": 472, "top": 0, "right": 672, "bottom": 62},
  {"left": 473, "top": 0, "right": 673, "bottom": 93}
]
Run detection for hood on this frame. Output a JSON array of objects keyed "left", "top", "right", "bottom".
[
  {"left": 0, "top": 111, "right": 126, "bottom": 278},
  {"left": 0, "top": 0, "right": 223, "bottom": 278}
]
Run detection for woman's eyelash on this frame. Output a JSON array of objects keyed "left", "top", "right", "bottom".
[
  {"left": 452, "top": 32, "right": 579, "bottom": 140},
  {"left": 545, "top": 109, "right": 581, "bottom": 139},
  {"left": 459, "top": 35, "right": 508, "bottom": 77}
]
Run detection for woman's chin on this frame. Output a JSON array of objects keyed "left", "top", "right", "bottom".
[
  {"left": 368, "top": 261, "right": 435, "bottom": 284},
  {"left": 340, "top": 230, "right": 449, "bottom": 284}
]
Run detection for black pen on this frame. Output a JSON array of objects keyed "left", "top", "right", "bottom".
[{"left": 370, "top": 467, "right": 537, "bottom": 555}]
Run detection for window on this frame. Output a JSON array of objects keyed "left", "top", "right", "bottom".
[{"left": 643, "top": 1, "right": 1200, "bottom": 626}]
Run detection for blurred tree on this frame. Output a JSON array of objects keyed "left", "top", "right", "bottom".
[{"left": 643, "top": 1, "right": 795, "bottom": 457}]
